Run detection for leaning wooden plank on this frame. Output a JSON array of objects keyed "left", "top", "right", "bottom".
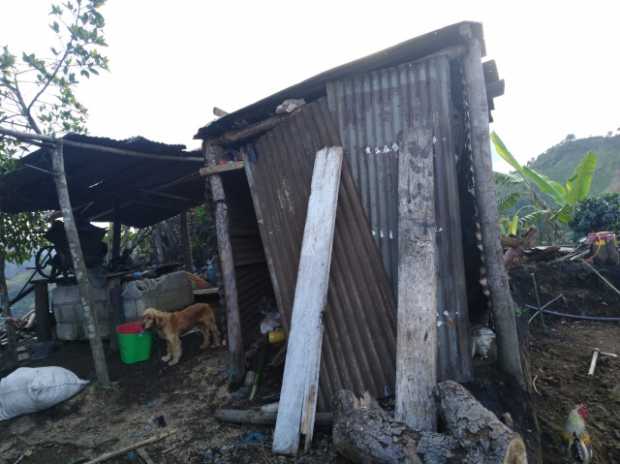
[
  {"left": 395, "top": 124, "right": 438, "bottom": 431},
  {"left": 272, "top": 146, "right": 344, "bottom": 455},
  {"left": 51, "top": 142, "right": 110, "bottom": 386},
  {"left": 199, "top": 161, "right": 245, "bottom": 177}
]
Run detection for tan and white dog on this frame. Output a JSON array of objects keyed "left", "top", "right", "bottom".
[{"left": 143, "top": 303, "right": 221, "bottom": 366}]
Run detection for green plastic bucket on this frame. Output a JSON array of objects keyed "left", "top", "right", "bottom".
[{"left": 116, "top": 321, "right": 152, "bottom": 364}]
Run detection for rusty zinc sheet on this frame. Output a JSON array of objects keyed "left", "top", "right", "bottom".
[
  {"left": 326, "top": 54, "right": 472, "bottom": 383},
  {"left": 243, "top": 99, "right": 397, "bottom": 410}
]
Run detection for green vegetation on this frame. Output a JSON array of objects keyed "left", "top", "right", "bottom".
[
  {"left": 570, "top": 193, "right": 620, "bottom": 238},
  {"left": 492, "top": 132, "right": 597, "bottom": 240}
]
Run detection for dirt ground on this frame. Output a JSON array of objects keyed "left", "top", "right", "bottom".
[
  {"left": 1, "top": 260, "right": 619, "bottom": 463},
  {"left": 529, "top": 321, "right": 620, "bottom": 464}
]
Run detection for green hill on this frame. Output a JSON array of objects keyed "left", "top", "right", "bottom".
[{"left": 529, "top": 134, "right": 620, "bottom": 194}]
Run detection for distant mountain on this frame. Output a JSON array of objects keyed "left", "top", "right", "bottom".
[{"left": 529, "top": 134, "right": 620, "bottom": 195}]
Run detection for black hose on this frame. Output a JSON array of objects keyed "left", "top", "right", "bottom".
[{"left": 526, "top": 305, "right": 620, "bottom": 322}]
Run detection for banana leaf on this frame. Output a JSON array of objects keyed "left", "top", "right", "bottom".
[{"left": 565, "top": 151, "right": 597, "bottom": 205}]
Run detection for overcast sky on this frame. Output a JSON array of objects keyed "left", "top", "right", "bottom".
[{"left": 2, "top": 1, "right": 619, "bottom": 170}]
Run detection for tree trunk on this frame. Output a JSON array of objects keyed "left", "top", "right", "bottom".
[
  {"left": 332, "top": 385, "right": 527, "bottom": 464},
  {"left": 203, "top": 141, "right": 245, "bottom": 387},
  {"left": 0, "top": 253, "right": 16, "bottom": 365},
  {"left": 436, "top": 381, "right": 527, "bottom": 464},
  {"left": 51, "top": 142, "right": 110, "bottom": 385},
  {"left": 461, "top": 28, "right": 525, "bottom": 389}
]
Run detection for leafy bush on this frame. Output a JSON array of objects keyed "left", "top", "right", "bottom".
[{"left": 569, "top": 193, "right": 620, "bottom": 237}]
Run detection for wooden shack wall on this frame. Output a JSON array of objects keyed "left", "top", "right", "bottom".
[
  {"left": 243, "top": 99, "right": 397, "bottom": 410},
  {"left": 326, "top": 54, "right": 472, "bottom": 382}
]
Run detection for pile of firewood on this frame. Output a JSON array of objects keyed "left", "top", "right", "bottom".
[{"left": 333, "top": 381, "right": 527, "bottom": 464}]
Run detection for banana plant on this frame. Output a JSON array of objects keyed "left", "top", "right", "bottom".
[{"left": 491, "top": 132, "right": 597, "bottom": 224}]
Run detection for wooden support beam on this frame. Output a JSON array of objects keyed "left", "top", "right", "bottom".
[
  {"left": 180, "top": 211, "right": 193, "bottom": 271},
  {"left": 203, "top": 141, "right": 245, "bottom": 387},
  {"left": 0, "top": 254, "right": 16, "bottom": 364},
  {"left": 34, "top": 280, "right": 52, "bottom": 342},
  {"left": 461, "top": 29, "right": 525, "bottom": 389},
  {"left": 0, "top": 126, "right": 203, "bottom": 162},
  {"left": 216, "top": 114, "right": 288, "bottom": 145},
  {"left": 395, "top": 123, "right": 438, "bottom": 431},
  {"left": 199, "top": 161, "right": 245, "bottom": 177},
  {"left": 108, "top": 278, "right": 123, "bottom": 352},
  {"left": 273, "top": 146, "right": 343, "bottom": 456},
  {"left": 51, "top": 142, "right": 110, "bottom": 385}
]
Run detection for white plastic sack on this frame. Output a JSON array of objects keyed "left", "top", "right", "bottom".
[{"left": 0, "top": 367, "right": 89, "bottom": 421}]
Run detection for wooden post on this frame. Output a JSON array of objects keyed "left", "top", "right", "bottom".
[
  {"left": 180, "top": 211, "right": 193, "bottom": 271},
  {"left": 272, "top": 146, "right": 343, "bottom": 455},
  {"left": 51, "top": 142, "right": 110, "bottom": 385},
  {"left": 461, "top": 27, "right": 525, "bottom": 389},
  {"left": 395, "top": 125, "right": 438, "bottom": 431},
  {"left": 203, "top": 141, "right": 245, "bottom": 387},
  {"left": 108, "top": 278, "right": 123, "bottom": 352},
  {"left": 34, "top": 280, "right": 52, "bottom": 342},
  {"left": 0, "top": 253, "right": 16, "bottom": 364},
  {"left": 111, "top": 201, "right": 121, "bottom": 263}
]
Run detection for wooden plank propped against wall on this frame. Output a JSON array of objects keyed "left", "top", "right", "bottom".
[
  {"left": 395, "top": 123, "right": 438, "bottom": 431},
  {"left": 272, "top": 146, "right": 343, "bottom": 456}
]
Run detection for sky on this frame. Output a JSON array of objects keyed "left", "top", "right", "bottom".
[{"left": 2, "top": 1, "right": 620, "bottom": 171}]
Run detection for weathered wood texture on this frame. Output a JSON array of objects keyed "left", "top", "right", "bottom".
[
  {"left": 436, "top": 381, "right": 527, "bottom": 464},
  {"left": 333, "top": 385, "right": 527, "bottom": 464},
  {"left": 203, "top": 142, "right": 245, "bottom": 386},
  {"left": 461, "top": 30, "right": 525, "bottom": 388},
  {"left": 273, "top": 147, "right": 343, "bottom": 455},
  {"left": 0, "top": 254, "right": 16, "bottom": 363},
  {"left": 199, "top": 161, "right": 245, "bottom": 177},
  {"left": 180, "top": 211, "right": 193, "bottom": 271},
  {"left": 34, "top": 280, "right": 52, "bottom": 342},
  {"left": 215, "top": 408, "right": 333, "bottom": 427},
  {"left": 243, "top": 99, "right": 396, "bottom": 411},
  {"left": 396, "top": 122, "right": 437, "bottom": 432},
  {"left": 51, "top": 142, "right": 109, "bottom": 385}
]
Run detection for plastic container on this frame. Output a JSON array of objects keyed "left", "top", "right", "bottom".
[{"left": 116, "top": 322, "right": 152, "bottom": 364}]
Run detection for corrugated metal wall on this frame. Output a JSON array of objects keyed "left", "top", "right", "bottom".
[
  {"left": 222, "top": 172, "right": 275, "bottom": 345},
  {"left": 327, "top": 54, "right": 472, "bottom": 382},
  {"left": 243, "top": 99, "right": 397, "bottom": 410}
]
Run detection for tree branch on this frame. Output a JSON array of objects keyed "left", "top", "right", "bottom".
[{"left": 13, "top": 78, "right": 40, "bottom": 134}]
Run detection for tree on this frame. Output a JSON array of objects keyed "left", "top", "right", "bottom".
[
  {"left": 0, "top": 0, "right": 109, "bottom": 362},
  {"left": 570, "top": 193, "right": 620, "bottom": 238},
  {"left": 492, "top": 132, "right": 597, "bottom": 236}
]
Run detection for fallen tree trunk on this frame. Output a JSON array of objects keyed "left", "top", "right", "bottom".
[
  {"left": 333, "top": 383, "right": 527, "bottom": 464},
  {"left": 436, "top": 381, "right": 527, "bottom": 464}
]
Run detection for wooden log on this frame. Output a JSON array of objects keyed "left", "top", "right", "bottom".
[
  {"left": 436, "top": 381, "right": 527, "bottom": 464},
  {"left": 216, "top": 114, "right": 288, "bottom": 145},
  {"left": 215, "top": 408, "right": 333, "bottom": 427},
  {"left": 396, "top": 122, "right": 438, "bottom": 431},
  {"left": 461, "top": 26, "right": 526, "bottom": 389},
  {"left": 333, "top": 390, "right": 467, "bottom": 464},
  {"left": 51, "top": 142, "right": 110, "bottom": 385},
  {"left": 180, "top": 211, "right": 193, "bottom": 271},
  {"left": 333, "top": 387, "right": 527, "bottom": 464},
  {"left": 34, "top": 280, "right": 52, "bottom": 342},
  {"left": 199, "top": 161, "right": 245, "bottom": 177},
  {"left": 203, "top": 141, "right": 245, "bottom": 387},
  {"left": 273, "top": 146, "right": 343, "bottom": 455}
]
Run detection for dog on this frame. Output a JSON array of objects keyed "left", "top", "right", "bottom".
[{"left": 143, "top": 303, "right": 221, "bottom": 366}]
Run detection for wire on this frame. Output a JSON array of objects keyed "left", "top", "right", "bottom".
[{"left": 525, "top": 305, "right": 620, "bottom": 322}]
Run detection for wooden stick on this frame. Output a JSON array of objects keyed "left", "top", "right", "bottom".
[
  {"left": 588, "top": 348, "right": 600, "bottom": 376},
  {"left": 600, "top": 351, "right": 618, "bottom": 358},
  {"left": 52, "top": 142, "right": 110, "bottom": 385},
  {"left": 216, "top": 115, "right": 288, "bottom": 145},
  {"left": 216, "top": 408, "right": 333, "bottom": 427},
  {"left": 199, "top": 161, "right": 245, "bottom": 177},
  {"left": 82, "top": 429, "right": 175, "bottom": 464},
  {"left": 136, "top": 448, "right": 156, "bottom": 464},
  {"left": 580, "top": 259, "right": 620, "bottom": 297}
]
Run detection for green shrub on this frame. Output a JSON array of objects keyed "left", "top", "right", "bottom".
[{"left": 569, "top": 193, "right": 620, "bottom": 237}]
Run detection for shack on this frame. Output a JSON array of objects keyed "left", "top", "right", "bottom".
[{"left": 193, "top": 20, "right": 524, "bottom": 453}]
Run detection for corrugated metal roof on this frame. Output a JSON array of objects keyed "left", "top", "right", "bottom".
[
  {"left": 195, "top": 22, "right": 486, "bottom": 140},
  {"left": 0, "top": 134, "right": 204, "bottom": 227},
  {"left": 243, "top": 98, "right": 396, "bottom": 410},
  {"left": 327, "top": 54, "right": 472, "bottom": 382}
]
